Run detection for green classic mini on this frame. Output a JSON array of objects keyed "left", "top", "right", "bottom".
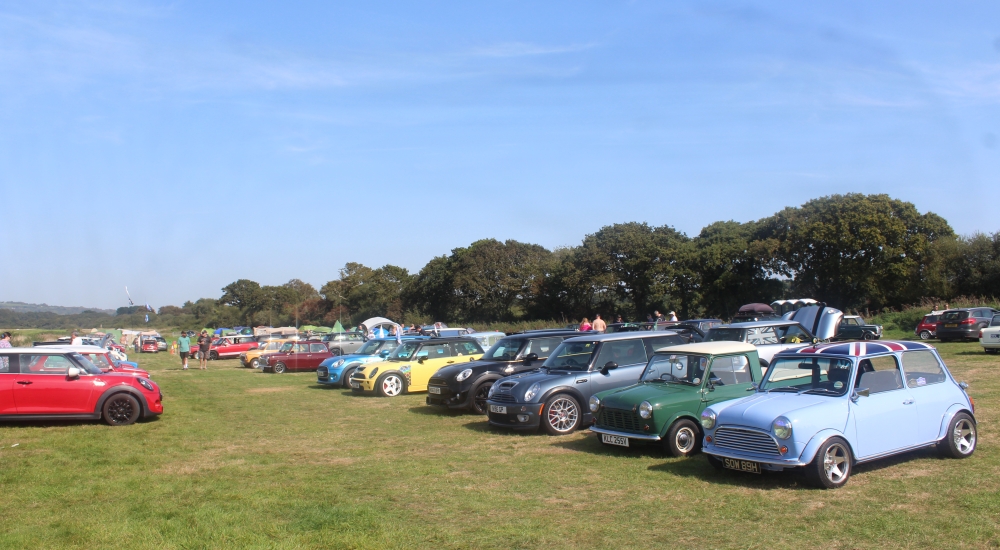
[{"left": 589, "top": 341, "right": 763, "bottom": 457}]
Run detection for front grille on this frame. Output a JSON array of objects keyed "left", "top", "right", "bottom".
[
  {"left": 491, "top": 393, "right": 516, "bottom": 403},
  {"left": 713, "top": 427, "right": 781, "bottom": 456},
  {"left": 597, "top": 408, "right": 641, "bottom": 432},
  {"left": 429, "top": 377, "right": 447, "bottom": 386},
  {"left": 317, "top": 367, "right": 329, "bottom": 380}
]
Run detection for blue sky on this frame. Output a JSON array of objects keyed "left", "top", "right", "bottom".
[{"left": 2, "top": 1, "right": 999, "bottom": 310}]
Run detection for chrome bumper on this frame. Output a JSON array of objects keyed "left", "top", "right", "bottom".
[
  {"left": 590, "top": 425, "right": 662, "bottom": 441},
  {"left": 702, "top": 445, "right": 808, "bottom": 468}
]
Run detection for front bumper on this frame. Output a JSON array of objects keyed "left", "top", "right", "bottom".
[
  {"left": 590, "top": 425, "right": 662, "bottom": 441},
  {"left": 425, "top": 384, "right": 470, "bottom": 408},
  {"left": 317, "top": 366, "right": 346, "bottom": 385},
  {"left": 486, "top": 400, "right": 545, "bottom": 429},
  {"left": 702, "top": 444, "right": 807, "bottom": 470},
  {"left": 350, "top": 374, "right": 375, "bottom": 391}
]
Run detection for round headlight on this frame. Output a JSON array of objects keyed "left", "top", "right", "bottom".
[
  {"left": 333, "top": 359, "right": 345, "bottom": 368},
  {"left": 773, "top": 416, "right": 792, "bottom": 439},
  {"left": 488, "top": 382, "right": 497, "bottom": 398},
  {"left": 700, "top": 409, "right": 716, "bottom": 429},
  {"left": 589, "top": 395, "right": 600, "bottom": 412},
  {"left": 523, "top": 382, "right": 541, "bottom": 402},
  {"left": 639, "top": 401, "right": 653, "bottom": 419},
  {"left": 456, "top": 368, "right": 473, "bottom": 382}
]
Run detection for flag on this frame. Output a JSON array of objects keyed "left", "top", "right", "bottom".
[
  {"left": 144, "top": 314, "right": 149, "bottom": 323},
  {"left": 395, "top": 324, "right": 402, "bottom": 345},
  {"left": 125, "top": 286, "right": 134, "bottom": 306},
  {"left": 145, "top": 303, "right": 153, "bottom": 312}
]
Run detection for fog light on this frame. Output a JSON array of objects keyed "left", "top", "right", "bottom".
[
  {"left": 705, "top": 436, "right": 712, "bottom": 443},
  {"left": 780, "top": 446, "right": 788, "bottom": 454},
  {"left": 517, "top": 415, "right": 529, "bottom": 422},
  {"left": 644, "top": 425, "right": 650, "bottom": 431}
]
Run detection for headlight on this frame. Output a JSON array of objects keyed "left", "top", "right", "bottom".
[
  {"left": 523, "top": 382, "right": 541, "bottom": 402},
  {"left": 639, "top": 401, "right": 653, "bottom": 419},
  {"left": 368, "top": 367, "right": 379, "bottom": 378},
  {"left": 333, "top": 359, "right": 345, "bottom": 368},
  {"left": 137, "top": 378, "right": 154, "bottom": 391},
  {"left": 773, "top": 417, "right": 792, "bottom": 439},
  {"left": 488, "top": 382, "right": 498, "bottom": 398},
  {"left": 456, "top": 368, "right": 473, "bottom": 382},
  {"left": 503, "top": 365, "right": 515, "bottom": 374},
  {"left": 700, "top": 410, "right": 716, "bottom": 429},
  {"left": 589, "top": 395, "right": 600, "bottom": 412}
]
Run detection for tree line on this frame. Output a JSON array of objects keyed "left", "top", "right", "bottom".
[{"left": 8, "top": 194, "right": 999, "bottom": 331}]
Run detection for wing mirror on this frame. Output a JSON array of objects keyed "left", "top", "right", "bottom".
[
  {"left": 522, "top": 353, "right": 539, "bottom": 366},
  {"left": 379, "top": 350, "right": 391, "bottom": 358},
  {"left": 850, "top": 388, "right": 870, "bottom": 402},
  {"left": 708, "top": 375, "right": 723, "bottom": 390},
  {"left": 67, "top": 367, "right": 81, "bottom": 379},
  {"left": 600, "top": 361, "right": 618, "bottom": 375},
  {"left": 418, "top": 356, "right": 427, "bottom": 363}
]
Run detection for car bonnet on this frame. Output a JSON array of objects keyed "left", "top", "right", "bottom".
[
  {"left": 716, "top": 392, "right": 849, "bottom": 432},
  {"left": 600, "top": 382, "right": 695, "bottom": 409}
]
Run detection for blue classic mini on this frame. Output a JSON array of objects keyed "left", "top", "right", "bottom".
[
  {"left": 701, "top": 341, "right": 977, "bottom": 488},
  {"left": 316, "top": 336, "right": 427, "bottom": 388}
]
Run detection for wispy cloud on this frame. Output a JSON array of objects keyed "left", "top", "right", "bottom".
[{"left": 469, "top": 41, "right": 598, "bottom": 58}]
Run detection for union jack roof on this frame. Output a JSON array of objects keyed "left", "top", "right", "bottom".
[{"left": 776, "top": 341, "right": 935, "bottom": 357}]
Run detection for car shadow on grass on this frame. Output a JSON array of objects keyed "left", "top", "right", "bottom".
[
  {"left": 409, "top": 405, "right": 463, "bottom": 417},
  {"left": 548, "top": 431, "right": 670, "bottom": 459}
]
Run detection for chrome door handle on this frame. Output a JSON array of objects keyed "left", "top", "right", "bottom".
[
  {"left": 576, "top": 379, "right": 588, "bottom": 383},
  {"left": 16, "top": 381, "right": 32, "bottom": 385},
  {"left": 903, "top": 399, "right": 914, "bottom": 405}
]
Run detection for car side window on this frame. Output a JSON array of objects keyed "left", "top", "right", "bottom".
[
  {"left": 710, "top": 355, "right": 753, "bottom": 385},
  {"left": 22, "top": 354, "right": 73, "bottom": 374},
  {"left": 645, "top": 335, "right": 685, "bottom": 354},
  {"left": 747, "top": 327, "right": 778, "bottom": 345},
  {"left": 777, "top": 325, "right": 809, "bottom": 343},
  {"left": 419, "top": 343, "right": 451, "bottom": 358},
  {"left": 0, "top": 354, "right": 12, "bottom": 373},
  {"left": 594, "top": 340, "right": 648, "bottom": 369},
  {"left": 857, "top": 355, "right": 903, "bottom": 394},
  {"left": 901, "top": 351, "right": 947, "bottom": 386},
  {"left": 296, "top": 343, "right": 309, "bottom": 352},
  {"left": 310, "top": 344, "right": 327, "bottom": 353},
  {"left": 454, "top": 341, "right": 481, "bottom": 356}
]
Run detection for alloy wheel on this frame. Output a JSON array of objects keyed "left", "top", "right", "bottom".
[
  {"left": 953, "top": 418, "right": 976, "bottom": 455},
  {"left": 823, "top": 442, "right": 850, "bottom": 484},
  {"left": 473, "top": 384, "right": 490, "bottom": 414},
  {"left": 108, "top": 398, "right": 135, "bottom": 423},
  {"left": 382, "top": 375, "right": 403, "bottom": 396},
  {"left": 546, "top": 397, "right": 579, "bottom": 432}
]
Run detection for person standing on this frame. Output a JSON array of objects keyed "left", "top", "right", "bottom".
[
  {"left": 71, "top": 332, "right": 83, "bottom": 345},
  {"left": 177, "top": 332, "right": 191, "bottom": 370},
  {"left": 592, "top": 314, "right": 607, "bottom": 333},
  {"left": 579, "top": 317, "right": 592, "bottom": 331},
  {"left": 615, "top": 314, "right": 624, "bottom": 323},
  {"left": 0, "top": 332, "right": 12, "bottom": 372},
  {"left": 197, "top": 330, "right": 212, "bottom": 370},
  {"left": 668, "top": 311, "right": 678, "bottom": 322}
]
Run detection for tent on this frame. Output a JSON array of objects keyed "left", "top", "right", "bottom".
[{"left": 332, "top": 320, "right": 345, "bottom": 333}]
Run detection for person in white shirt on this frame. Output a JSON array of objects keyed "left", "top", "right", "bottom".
[{"left": 70, "top": 332, "right": 83, "bottom": 345}]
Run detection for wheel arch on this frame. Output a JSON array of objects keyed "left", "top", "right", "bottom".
[
  {"left": 660, "top": 410, "right": 703, "bottom": 438},
  {"left": 94, "top": 387, "right": 150, "bottom": 419},
  {"left": 799, "top": 429, "right": 853, "bottom": 464},
  {"left": 937, "top": 404, "right": 977, "bottom": 441},
  {"left": 537, "top": 386, "right": 587, "bottom": 411}
]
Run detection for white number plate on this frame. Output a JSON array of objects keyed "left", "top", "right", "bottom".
[
  {"left": 350, "top": 380, "right": 359, "bottom": 389},
  {"left": 601, "top": 434, "right": 629, "bottom": 447},
  {"left": 428, "top": 386, "right": 441, "bottom": 394},
  {"left": 489, "top": 405, "right": 506, "bottom": 414},
  {"left": 991, "top": 334, "right": 1000, "bottom": 339}
]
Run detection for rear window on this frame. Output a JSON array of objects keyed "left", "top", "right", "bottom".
[
  {"left": 942, "top": 311, "right": 969, "bottom": 321},
  {"left": 310, "top": 344, "right": 327, "bottom": 353},
  {"left": 923, "top": 315, "right": 939, "bottom": 324},
  {"left": 992, "top": 315, "right": 1000, "bottom": 327},
  {"left": 705, "top": 328, "right": 744, "bottom": 342}
]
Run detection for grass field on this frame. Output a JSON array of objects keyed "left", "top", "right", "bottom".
[{"left": 0, "top": 337, "right": 997, "bottom": 549}]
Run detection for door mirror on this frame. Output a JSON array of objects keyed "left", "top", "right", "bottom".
[
  {"left": 708, "top": 375, "right": 723, "bottom": 389},
  {"left": 600, "top": 361, "right": 618, "bottom": 375},
  {"left": 522, "top": 353, "right": 539, "bottom": 366},
  {"left": 67, "top": 367, "right": 81, "bottom": 379},
  {"left": 379, "top": 350, "right": 391, "bottom": 358},
  {"left": 850, "top": 388, "right": 870, "bottom": 402},
  {"left": 418, "top": 356, "right": 427, "bottom": 363}
]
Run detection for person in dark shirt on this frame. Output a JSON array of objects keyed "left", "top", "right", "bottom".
[{"left": 198, "top": 330, "right": 212, "bottom": 370}]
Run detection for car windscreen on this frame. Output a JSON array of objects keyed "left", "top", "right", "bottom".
[
  {"left": 541, "top": 341, "right": 597, "bottom": 371},
  {"left": 483, "top": 338, "right": 526, "bottom": 361},
  {"left": 640, "top": 353, "right": 706, "bottom": 385},
  {"left": 70, "top": 353, "right": 105, "bottom": 375},
  {"left": 759, "top": 356, "right": 853, "bottom": 396},
  {"left": 705, "top": 328, "right": 744, "bottom": 342},
  {"left": 390, "top": 341, "right": 422, "bottom": 360},
  {"left": 86, "top": 353, "right": 112, "bottom": 369},
  {"left": 356, "top": 340, "right": 386, "bottom": 355},
  {"left": 991, "top": 315, "right": 1000, "bottom": 327},
  {"left": 279, "top": 342, "right": 294, "bottom": 352}
]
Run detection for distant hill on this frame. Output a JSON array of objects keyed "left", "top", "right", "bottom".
[{"left": 0, "top": 301, "right": 116, "bottom": 316}]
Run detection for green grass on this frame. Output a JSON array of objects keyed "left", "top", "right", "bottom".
[{"left": 1, "top": 339, "right": 998, "bottom": 549}]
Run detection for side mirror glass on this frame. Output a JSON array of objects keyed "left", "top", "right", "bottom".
[
  {"left": 857, "top": 388, "right": 870, "bottom": 397},
  {"left": 418, "top": 356, "right": 426, "bottom": 363},
  {"left": 379, "top": 350, "right": 390, "bottom": 358},
  {"left": 67, "top": 367, "right": 81, "bottom": 379},
  {"left": 600, "top": 361, "right": 618, "bottom": 375},
  {"left": 709, "top": 375, "right": 722, "bottom": 389},
  {"left": 522, "top": 353, "right": 539, "bottom": 366}
]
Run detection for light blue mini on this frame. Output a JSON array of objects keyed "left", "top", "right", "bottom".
[{"left": 700, "top": 341, "right": 977, "bottom": 488}]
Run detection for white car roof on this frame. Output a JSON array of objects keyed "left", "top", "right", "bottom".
[{"left": 653, "top": 341, "right": 757, "bottom": 355}]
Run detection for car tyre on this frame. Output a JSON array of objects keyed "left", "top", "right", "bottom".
[
  {"left": 665, "top": 419, "right": 701, "bottom": 457},
  {"left": 862, "top": 332, "right": 874, "bottom": 341},
  {"left": 939, "top": 412, "right": 977, "bottom": 459},
  {"left": 341, "top": 367, "right": 357, "bottom": 388},
  {"left": 273, "top": 362, "right": 287, "bottom": 374},
  {"left": 470, "top": 381, "right": 492, "bottom": 415},
  {"left": 541, "top": 394, "right": 581, "bottom": 435},
  {"left": 919, "top": 330, "right": 931, "bottom": 340},
  {"left": 103, "top": 393, "right": 141, "bottom": 426},
  {"left": 209, "top": 351, "right": 219, "bottom": 361},
  {"left": 376, "top": 373, "right": 406, "bottom": 397},
  {"left": 806, "top": 437, "right": 852, "bottom": 489},
  {"left": 759, "top": 359, "right": 769, "bottom": 371},
  {"left": 250, "top": 358, "right": 260, "bottom": 368}
]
